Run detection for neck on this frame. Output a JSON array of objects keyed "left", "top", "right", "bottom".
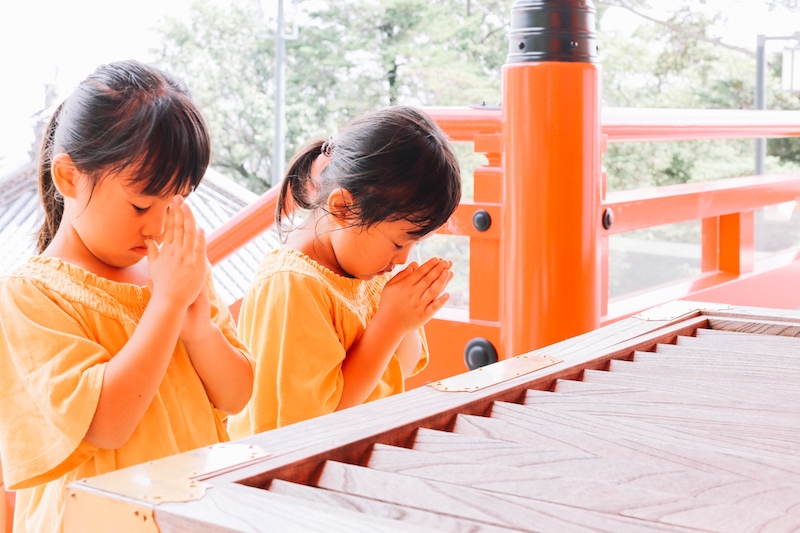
[{"left": 284, "top": 210, "right": 348, "bottom": 277}]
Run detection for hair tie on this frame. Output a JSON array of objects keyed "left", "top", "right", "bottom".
[{"left": 321, "top": 136, "right": 334, "bottom": 157}]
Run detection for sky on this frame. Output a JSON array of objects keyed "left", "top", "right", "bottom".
[{"left": 1, "top": 0, "right": 799, "bottom": 177}]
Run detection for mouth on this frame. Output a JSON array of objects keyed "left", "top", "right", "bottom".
[{"left": 132, "top": 246, "right": 148, "bottom": 255}]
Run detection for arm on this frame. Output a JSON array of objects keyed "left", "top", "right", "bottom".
[
  {"left": 396, "top": 331, "right": 423, "bottom": 377},
  {"left": 336, "top": 258, "right": 452, "bottom": 410},
  {"left": 85, "top": 196, "right": 208, "bottom": 449},
  {"left": 180, "top": 283, "right": 254, "bottom": 415}
]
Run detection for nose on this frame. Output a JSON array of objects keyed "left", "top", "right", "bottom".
[
  {"left": 393, "top": 243, "right": 415, "bottom": 265},
  {"left": 142, "top": 205, "right": 167, "bottom": 239}
]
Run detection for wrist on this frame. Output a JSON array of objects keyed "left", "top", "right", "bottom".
[
  {"left": 370, "top": 308, "right": 409, "bottom": 342},
  {"left": 182, "top": 321, "right": 220, "bottom": 351}
]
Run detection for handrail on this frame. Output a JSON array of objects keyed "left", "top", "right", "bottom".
[
  {"left": 206, "top": 184, "right": 281, "bottom": 265},
  {"left": 603, "top": 173, "right": 800, "bottom": 234},
  {"left": 421, "top": 107, "right": 800, "bottom": 143},
  {"left": 603, "top": 108, "right": 800, "bottom": 142}
]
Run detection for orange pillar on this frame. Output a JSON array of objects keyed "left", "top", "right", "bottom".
[{"left": 501, "top": 0, "right": 601, "bottom": 357}]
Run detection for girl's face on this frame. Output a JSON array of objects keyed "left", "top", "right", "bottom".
[
  {"left": 329, "top": 218, "right": 422, "bottom": 280},
  {"left": 68, "top": 166, "right": 185, "bottom": 270}
]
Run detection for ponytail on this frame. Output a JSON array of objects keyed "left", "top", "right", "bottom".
[
  {"left": 36, "top": 102, "right": 65, "bottom": 253},
  {"left": 276, "top": 139, "right": 326, "bottom": 238}
]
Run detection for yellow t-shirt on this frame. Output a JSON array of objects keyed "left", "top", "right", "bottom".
[
  {"left": 0, "top": 256, "right": 252, "bottom": 533},
  {"left": 228, "top": 248, "right": 428, "bottom": 438}
]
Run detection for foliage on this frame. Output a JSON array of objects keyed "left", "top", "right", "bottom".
[{"left": 154, "top": 0, "right": 510, "bottom": 191}]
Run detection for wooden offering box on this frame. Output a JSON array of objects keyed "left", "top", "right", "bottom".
[{"left": 66, "top": 301, "right": 800, "bottom": 532}]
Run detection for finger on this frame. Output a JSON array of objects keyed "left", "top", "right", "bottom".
[
  {"left": 172, "top": 195, "right": 186, "bottom": 247},
  {"left": 388, "top": 262, "right": 418, "bottom": 284},
  {"left": 426, "top": 292, "right": 451, "bottom": 316},
  {"left": 194, "top": 226, "right": 207, "bottom": 261},
  {"left": 424, "top": 268, "right": 454, "bottom": 300},
  {"left": 408, "top": 257, "right": 441, "bottom": 284},
  {"left": 180, "top": 201, "right": 198, "bottom": 251},
  {"left": 419, "top": 258, "right": 451, "bottom": 288},
  {"left": 162, "top": 202, "right": 176, "bottom": 246}
]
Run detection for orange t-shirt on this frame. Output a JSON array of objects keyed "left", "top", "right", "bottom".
[
  {"left": 228, "top": 249, "right": 428, "bottom": 438},
  {"left": 0, "top": 256, "right": 252, "bottom": 533}
]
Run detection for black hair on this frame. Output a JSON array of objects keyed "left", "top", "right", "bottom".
[
  {"left": 277, "top": 106, "right": 461, "bottom": 239},
  {"left": 37, "top": 59, "right": 211, "bottom": 252}
]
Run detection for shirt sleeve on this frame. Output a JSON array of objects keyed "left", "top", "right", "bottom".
[
  {"left": 237, "top": 270, "right": 346, "bottom": 432},
  {"left": 0, "top": 278, "right": 104, "bottom": 490}
]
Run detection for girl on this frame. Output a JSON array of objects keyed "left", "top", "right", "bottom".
[
  {"left": 0, "top": 60, "right": 254, "bottom": 533},
  {"left": 228, "top": 106, "right": 461, "bottom": 437}
]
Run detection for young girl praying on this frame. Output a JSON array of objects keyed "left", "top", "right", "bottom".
[
  {"left": 228, "top": 106, "right": 461, "bottom": 437},
  {"left": 0, "top": 60, "right": 254, "bottom": 533}
]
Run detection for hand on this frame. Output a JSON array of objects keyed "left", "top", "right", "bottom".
[
  {"left": 376, "top": 257, "right": 453, "bottom": 333},
  {"left": 145, "top": 196, "right": 207, "bottom": 311}
]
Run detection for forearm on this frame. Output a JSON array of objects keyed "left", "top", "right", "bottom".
[
  {"left": 396, "top": 331, "right": 422, "bottom": 377},
  {"left": 84, "top": 298, "right": 185, "bottom": 449},
  {"left": 337, "top": 313, "right": 406, "bottom": 410},
  {"left": 182, "top": 323, "right": 254, "bottom": 414}
]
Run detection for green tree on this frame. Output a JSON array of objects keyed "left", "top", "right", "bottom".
[
  {"left": 153, "top": 0, "right": 275, "bottom": 191},
  {"left": 154, "top": 0, "right": 510, "bottom": 191}
]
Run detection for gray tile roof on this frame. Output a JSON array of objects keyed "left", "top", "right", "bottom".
[{"left": 0, "top": 164, "right": 277, "bottom": 305}]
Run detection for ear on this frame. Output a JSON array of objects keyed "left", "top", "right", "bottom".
[
  {"left": 50, "top": 153, "right": 82, "bottom": 199},
  {"left": 326, "top": 187, "right": 356, "bottom": 227}
]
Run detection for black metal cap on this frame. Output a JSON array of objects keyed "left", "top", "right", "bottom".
[{"left": 507, "top": 0, "right": 598, "bottom": 64}]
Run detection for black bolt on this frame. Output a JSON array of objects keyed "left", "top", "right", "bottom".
[
  {"left": 464, "top": 338, "right": 498, "bottom": 370},
  {"left": 518, "top": 41, "right": 525, "bottom": 50},
  {"left": 602, "top": 208, "right": 614, "bottom": 230},
  {"left": 472, "top": 210, "right": 492, "bottom": 232}
]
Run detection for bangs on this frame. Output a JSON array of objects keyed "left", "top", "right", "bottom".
[{"left": 128, "top": 91, "right": 210, "bottom": 197}]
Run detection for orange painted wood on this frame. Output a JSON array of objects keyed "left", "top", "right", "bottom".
[
  {"left": 701, "top": 216, "right": 719, "bottom": 272},
  {"left": 602, "top": 174, "right": 800, "bottom": 235}
]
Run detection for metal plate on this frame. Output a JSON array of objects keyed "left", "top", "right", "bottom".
[
  {"left": 73, "top": 443, "right": 270, "bottom": 503},
  {"left": 428, "top": 354, "right": 562, "bottom": 392},
  {"left": 633, "top": 300, "right": 732, "bottom": 321}
]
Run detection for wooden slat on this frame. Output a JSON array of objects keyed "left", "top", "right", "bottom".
[
  {"left": 315, "top": 461, "right": 700, "bottom": 533},
  {"left": 581, "top": 367, "right": 800, "bottom": 406},
  {"left": 552, "top": 379, "right": 797, "bottom": 415},
  {"left": 411, "top": 427, "right": 594, "bottom": 466},
  {"left": 152, "top": 483, "right": 437, "bottom": 533},
  {"left": 371, "top": 443, "right": 768, "bottom": 503},
  {"left": 454, "top": 410, "right": 800, "bottom": 483},
  {"left": 490, "top": 401, "right": 800, "bottom": 465},
  {"left": 523, "top": 389, "right": 800, "bottom": 433},
  {"left": 268, "top": 480, "right": 519, "bottom": 533},
  {"left": 364, "top": 445, "right": 800, "bottom": 532}
]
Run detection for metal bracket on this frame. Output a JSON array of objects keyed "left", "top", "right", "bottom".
[
  {"left": 633, "top": 300, "right": 732, "bottom": 321},
  {"left": 72, "top": 443, "right": 270, "bottom": 504},
  {"left": 429, "top": 354, "right": 562, "bottom": 392}
]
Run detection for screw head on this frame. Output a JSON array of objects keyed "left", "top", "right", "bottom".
[
  {"left": 602, "top": 208, "right": 614, "bottom": 230},
  {"left": 472, "top": 210, "right": 492, "bottom": 232},
  {"left": 464, "top": 338, "right": 498, "bottom": 370}
]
